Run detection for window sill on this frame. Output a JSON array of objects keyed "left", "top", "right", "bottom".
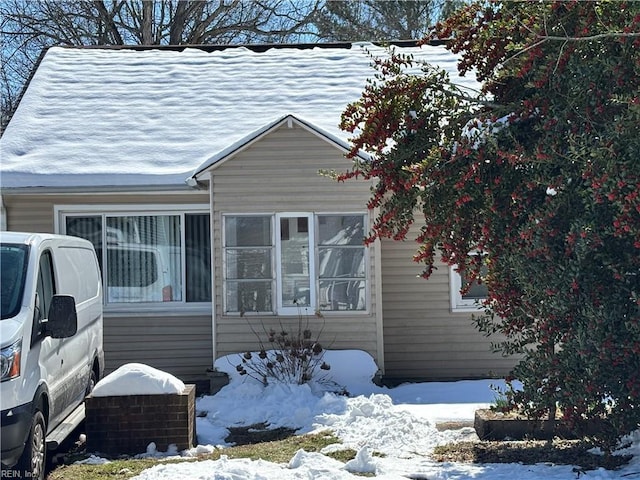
[
  {"left": 451, "top": 305, "right": 485, "bottom": 314},
  {"left": 104, "top": 303, "right": 212, "bottom": 317},
  {"left": 222, "top": 309, "right": 371, "bottom": 317}
]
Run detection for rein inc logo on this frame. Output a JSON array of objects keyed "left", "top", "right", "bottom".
[{"left": 1, "top": 470, "right": 33, "bottom": 478}]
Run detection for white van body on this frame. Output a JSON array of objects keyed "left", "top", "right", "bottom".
[{"left": 0, "top": 232, "right": 104, "bottom": 479}]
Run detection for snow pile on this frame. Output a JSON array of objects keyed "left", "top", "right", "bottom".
[
  {"left": 73, "top": 455, "right": 111, "bottom": 465},
  {"left": 343, "top": 447, "right": 377, "bottom": 474},
  {"left": 312, "top": 393, "right": 442, "bottom": 457},
  {"left": 199, "top": 350, "right": 505, "bottom": 452},
  {"left": 196, "top": 381, "right": 348, "bottom": 447},
  {"left": 91, "top": 363, "right": 185, "bottom": 397}
]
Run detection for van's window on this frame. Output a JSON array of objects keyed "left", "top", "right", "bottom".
[
  {"left": 0, "top": 244, "right": 29, "bottom": 320},
  {"left": 35, "top": 251, "right": 56, "bottom": 325},
  {"left": 56, "top": 246, "right": 101, "bottom": 303},
  {"left": 63, "top": 212, "right": 210, "bottom": 305}
]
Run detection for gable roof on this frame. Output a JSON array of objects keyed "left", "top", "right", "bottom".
[
  {"left": 188, "top": 113, "right": 370, "bottom": 185},
  {"left": 0, "top": 42, "right": 479, "bottom": 190}
]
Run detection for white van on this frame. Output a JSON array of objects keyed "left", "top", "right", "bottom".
[{"left": 0, "top": 232, "right": 104, "bottom": 480}]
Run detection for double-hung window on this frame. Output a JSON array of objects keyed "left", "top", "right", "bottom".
[
  {"left": 59, "top": 206, "right": 211, "bottom": 306},
  {"left": 223, "top": 213, "right": 367, "bottom": 315},
  {"left": 224, "top": 215, "right": 274, "bottom": 313}
]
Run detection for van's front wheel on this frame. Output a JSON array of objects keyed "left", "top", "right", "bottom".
[{"left": 16, "top": 411, "right": 46, "bottom": 480}]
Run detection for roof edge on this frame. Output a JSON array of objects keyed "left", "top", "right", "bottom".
[{"left": 54, "top": 39, "right": 447, "bottom": 53}]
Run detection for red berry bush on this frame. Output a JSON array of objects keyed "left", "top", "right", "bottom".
[{"left": 340, "top": 1, "right": 640, "bottom": 450}]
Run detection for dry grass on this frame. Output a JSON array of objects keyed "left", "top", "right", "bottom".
[
  {"left": 46, "top": 431, "right": 355, "bottom": 480},
  {"left": 433, "top": 438, "right": 632, "bottom": 471}
]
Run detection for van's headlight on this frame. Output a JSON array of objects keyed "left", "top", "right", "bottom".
[{"left": 0, "top": 340, "right": 22, "bottom": 381}]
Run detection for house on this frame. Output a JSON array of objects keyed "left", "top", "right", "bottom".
[{"left": 0, "top": 42, "right": 516, "bottom": 385}]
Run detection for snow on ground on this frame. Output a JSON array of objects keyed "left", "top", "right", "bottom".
[{"left": 90, "top": 350, "right": 639, "bottom": 479}]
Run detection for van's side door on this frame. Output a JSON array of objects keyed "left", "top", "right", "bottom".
[
  {"left": 53, "top": 245, "right": 97, "bottom": 410},
  {"left": 26, "top": 249, "right": 67, "bottom": 427}
]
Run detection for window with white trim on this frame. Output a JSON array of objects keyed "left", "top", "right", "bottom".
[
  {"left": 450, "top": 253, "right": 489, "bottom": 312},
  {"left": 60, "top": 209, "right": 211, "bottom": 305},
  {"left": 223, "top": 213, "right": 367, "bottom": 315}
]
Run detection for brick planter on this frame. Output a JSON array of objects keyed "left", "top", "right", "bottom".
[{"left": 85, "top": 384, "right": 196, "bottom": 456}]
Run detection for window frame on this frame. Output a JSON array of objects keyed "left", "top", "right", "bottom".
[
  {"left": 222, "top": 213, "right": 275, "bottom": 315},
  {"left": 32, "top": 249, "right": 56, "bottom": 345},
  {"left": 222, "top": 212, "right": 369, "bottom": 316},
  {"left": 449, "top": 252, "right": 489, "bottom": 312},
  {"left": 55, "top": 204, "right": 211, "bottom": 313},
  {"left": 276, "top": 213, "right": 315, "bottom": 316}
]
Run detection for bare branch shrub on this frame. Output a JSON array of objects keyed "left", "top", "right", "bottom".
[{"left": 235, "top": 308, "right": 344, "bottom": 392}]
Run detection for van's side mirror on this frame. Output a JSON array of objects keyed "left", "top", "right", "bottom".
[{"left": 45, "top": 295, "right": 78, "bottom": 338}]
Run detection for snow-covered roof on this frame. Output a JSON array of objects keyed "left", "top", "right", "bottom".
[{"left": 0, "top": 43, "right": 479, "bottom": 190}]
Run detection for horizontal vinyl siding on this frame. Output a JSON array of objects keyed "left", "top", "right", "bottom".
[
  {"left": 381, "top": 230, "right": 517, "bottom": 380},
  {"left": 211, "top": 123, "right": 381, "bottom": 366},
  {"left": 4, "top": 195, "right": 57, "bottom": 233},
  {"left": 211, "top": 126, "right": 370, "bottom": 212},
  {"left": 215, "top": 314, "right": 377, "bottom": 360},
  {"left": 3, "top": 192, "right": 209, "bottom": 234},
  {"left": 103, "top": 314, "right": 212, "bottom": 382}
]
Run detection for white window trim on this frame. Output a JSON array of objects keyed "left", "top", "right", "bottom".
[
  {"left": 55, "top": 203, "right": 211, "bottom": 313},
  {"left": 449, "top": 253, "right": 488, "bottom": 313},
  {"left": 221, "top": 213, "right": 275, "bottom": 316},
  {"left": 222, "top": 212, "right": 369, "bottom": 316},
  {"left": 276, "top": 213, "right": 316, "bottom": 316}
]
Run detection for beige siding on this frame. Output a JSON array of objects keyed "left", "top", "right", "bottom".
[
  {"left": 381, "top": 228, "right": 517, "bottom": 381},
  {"left": 4, "top": 195, "right": 58, "bottom": 233},
  {"left": 103, "top": 314, "right": 212, "bottom": 382},
  {"left": 210, "top": 123, "right": 381, "bottom": 366},
  {"left": 2, "top": 191, "right": 213, "bottom": 382},
  {"left": 214, "top": 315, "right": 378, "bottom": 361},
  {"left": 3, "top": 192, "right": 209, "bottom": 233}
]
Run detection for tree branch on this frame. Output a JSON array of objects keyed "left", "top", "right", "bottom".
[{"left": 538, "top": 31, "right": 640, "bottom": 42}]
